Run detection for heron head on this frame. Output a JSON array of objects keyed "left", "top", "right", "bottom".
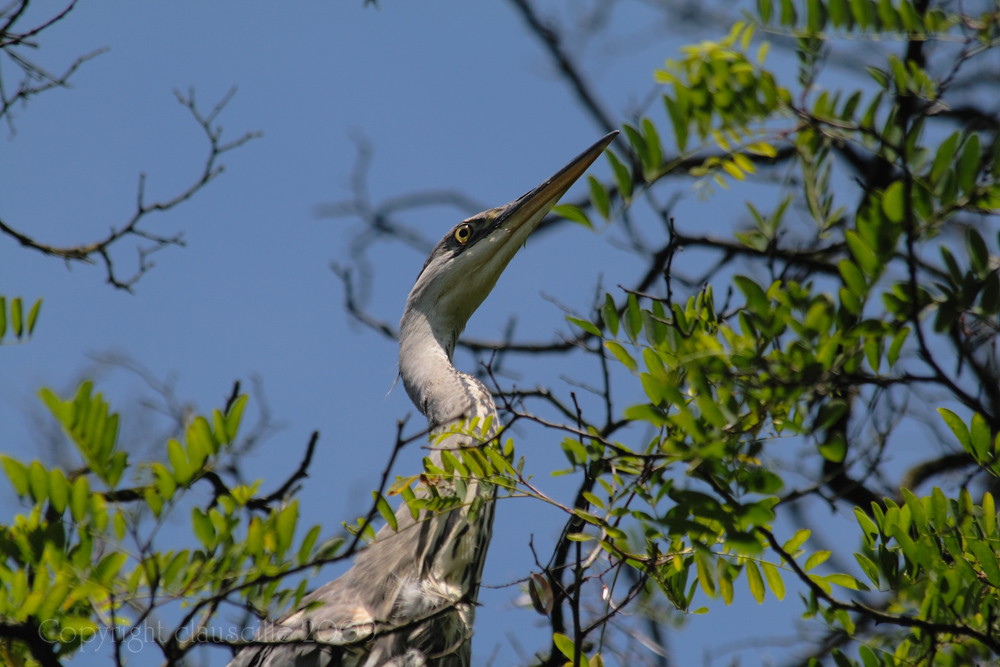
[{"left": 401, "top": 131, "right": 618, "bottom": 353}]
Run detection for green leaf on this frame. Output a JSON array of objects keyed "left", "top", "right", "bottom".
[
  {"left": 937, "top": 408, "right": 971, "bottom": 453},
  {"left": 720, "top": 570, "right": 734, "bottom": 605},
  {"left": 887, "top": 327, "right": 909, "bottom": 367},
  {"left": 985, "top": 492, "right": 996, "bottom": 539},
  {"left": 400, "top": 486, "right": 419, "bottom": 520},
  {"left": 605, "top": 341, "right": 638, "bottom": 373},
  {"left": 828, "top": 573, "right": 870, "bottom": 592},
  {"left": 888, "top": 524, "right": 927, "bottom": 570},
  {"left": 746, "top": 560, "right": 765, "bottom": 603},
  {"left": 642, "top": 117, "right": 663, "bottom": 174},
  {"left": 816, "top": 400, "right": 848, "bottom": 431},
  {"left": 901, "top": 487, "right": 927, "bottom": 531},
  {"left": 224, "top": 394, "right": 248, "bottom": 443},
  {"left": 969, "top": 539, "right": 1000, "bottom": 588},
  {"left": 28, "top": 460, "right": 48, "bottom": 503},
  {"left": 485, "top": 447, "right": 516, "bottom": 476},
  {"left": 838, "top": 260, "right": 866, "bottom": 297},
  {"left": 839, "top": 288, "right": 861, "bottom": 315},
  {"left": 1, "top": 455, "right": 29, "bottom": 496},
  {"left": 762, "top": 561, "right": 785, "bottom": 600},
  {"left": 854, "top": 552, "right": 880, "bottom": 588},
  {"left": 583, "top": 492, "right": 604, "bottom": 510},
  {"left": 804, "top": 550, "right": 831, "bottom": 572},
  {"left": 605, "top": 150, "right": 633, "bottom": 201},
  {"left": 297, "top": 525, "right": 322, "bottom": 566},
  {"left": 11, "top": 296, "right": 23, "bottom": 338},
  {"left": 36, "top": 578, "right": 71, "bottom": 624},
  {"left": 93, "top": 552, "right": 127, "bottom": 584},
  {"left": 167, "top": 438, "right": 190, "bottom": 484},
  {"left": 780, "top": 0, "right": 797, "bottom": 25},
  {"left": 623, "top": 403, "right": 668, "bottom": 426},
  {"left": 819, "top": 432, "right": 846, "bottom": 463},
  {"left": 663, "top": 95, "right": 689, "bottom": 154},
  {"left": 552, "top": 204, "right": 591, "bottom": 229},
  {"left": 782, "top": 528, "right": 811, "bottom": 554},
  {"left": 566, "top": 316, "right": 601, "bottom": 337},
  {"left": 192, "top": 415, "right": 219, "bottom": 457},
  {"left": 881, "top": 181, "right": 905, "bottom": 223},
  {"left": 828, "top": 0, "right": 848, "bottom": 27},
  {"left": 163, "top": 550, "right": 189, "bottom": 588},
  {"left": 71, "top": 476, "right": 90, "bottom": 522},
  {"left": 970, "top": 412, "right": 991, "bottom": 462},
  {"left": 930, "top": 487, "right": 948, "bottom": 531},
  {"left": 276, "top": 501, "right": 299, "bottom": 553},
  {"left": 734, "top": 275, "right": 769, "bottom": 315},
  {"left": 940, "top": 245, "right": 963, "bottom": 282},
  {"left": 957, "top": 134, "right": 981, "bottom": 195},
  {"left": 113, "top": 510, "right": 127, "bottom": 541},
  {"left": 758, "top": 0, "right": 773, "bottom": 23},
  {"left": 864, "top": 335, "right": 882, "bottom": 373},
  {"left": 696, "top": 552, "right": 716, "bottom": 597},
  {"left": 603, "top": 293, "right": 619, "bottom": 338},
  {"left": 153, "top": 462, "right": 177, "bottom": 501},
  {"left": 623, "top": 123, "right": 649, "bottom": 171},
  {"left": 213, "top": 409, "right": 228, "bottom": 446},
  {"left": 859, "top": 646, "right": 880, "bottom": 667},
  {"left": 845, "top": 230, "right": 878, "bottom": 277},
  {"left": 931, "top": 131, "right": 961, "bottom": 184},
  {"left": 806, "top": 0, "right": 826, "bottom": 32},
  {"left": 851, "top": 0, "right": 872, "bottom": 29},
  {"left": 588, "top": 176, "right": 611, "bottom": 219},
  {"left": 967, "top": 228, "right": 989, "bottom": 276},
  {"left": 145, "top": 487, "right": 163, "bottom": 518},
  {"left": 888, "top": 55, "right": 908, "bottom": 91},
  {"left": 374, "top": 491, "right": 398, "bottom": 531},
  {"left": 319, "top": 537, "right": 348, "bottom": 565},
  {"left": 441, "top": 449, "right": 467, "bottom": 476},
  {"left": 48, "top": 468, "right": 69, "bottom": 514},
  {"left": 626, "top": 294, "right": 642, "bottom": 343},
  {"left": 553, "top": 633, "right": 576, "bottom": 661},
  {"left": 877, "top": 0, "right": 898, "bottom": 29},
  {"left": 192, "top": 508, "right": 216, "bottom": 549},
  {"left": 186, "top": 422, "right": 211, "bottom": 471},
  {"left": 861, "top": 92, "right": 883, "bottom": 132},
  {"left": 26, "top": 299, "right": 41, "bottom": 337}
]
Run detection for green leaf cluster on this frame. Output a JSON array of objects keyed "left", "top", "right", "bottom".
[
  {"left": 0, "top": 383, "right": 333, "bottom": 662},
  {"left": 0, "top": 294, "right": 41, "bottom": 344}
]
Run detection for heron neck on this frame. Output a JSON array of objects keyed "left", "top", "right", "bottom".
[{"left": 399, "top": 307, "right": 489, "bottom": 433}]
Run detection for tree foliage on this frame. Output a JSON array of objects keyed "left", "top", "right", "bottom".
[{"left": 4, "top": 1, "right": 1000, "bottom": 666}]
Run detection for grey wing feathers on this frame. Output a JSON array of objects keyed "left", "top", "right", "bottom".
[
  {"left": 228, "top": 407, "right": 493, "bottom": 667},
  {"left": 227, "top": 506, "right": 437, "bottom": 667},
  {"left": 227, "top": 578, "right": 376, "bottom": 667}
]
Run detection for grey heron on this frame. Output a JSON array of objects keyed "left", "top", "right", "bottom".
[{"left": 230, "top": 131, "right": 617, "bottom": 667}]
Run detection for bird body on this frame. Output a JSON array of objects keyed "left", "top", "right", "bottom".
[{"left": 229, "top": 132, "right": 616, "bottom": 667}]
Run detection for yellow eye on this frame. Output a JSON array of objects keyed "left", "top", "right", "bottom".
[{"left": 454, "top": 224, "right": 472, "bottom": 245}]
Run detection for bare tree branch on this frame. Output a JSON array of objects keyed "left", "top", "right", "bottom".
[{"left": 0, "top": 87, "right": 260, "bottom": 290}]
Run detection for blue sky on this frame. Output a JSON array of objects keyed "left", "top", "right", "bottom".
[{"left": 1, "top": 2, "right": 857, "bottom": 665}]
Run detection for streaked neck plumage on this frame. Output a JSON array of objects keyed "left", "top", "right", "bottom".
[{"left": 398, "top": 301, "right": 494, "bottom": 437}]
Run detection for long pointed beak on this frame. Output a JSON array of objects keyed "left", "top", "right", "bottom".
[
  {"left": 401, "top": 131, "right": 621, "bottom": 359},
  {"left": 495, "top": 130, "right": 619, "bottom": 234}
]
